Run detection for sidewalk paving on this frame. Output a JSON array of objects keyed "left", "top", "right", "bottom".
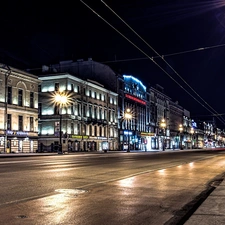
[{"left": 184, "top": 179, "right": 225, "bottom": 225}]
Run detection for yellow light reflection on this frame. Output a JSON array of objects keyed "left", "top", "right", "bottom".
[
  {"left": 39, "top": 193, "right": 70, "bottom": 223},
  {"left": 118, "top": 177, "right": 135, "bottom": 187},
  {"left": 158, "top": 169, "right": 165, "bottom": 174},
  {"left": 189, "top": 162, "right": 194, "bottom": 168},
  {"left": 38, "top": 189, "right": 85, "bottom": 224}
]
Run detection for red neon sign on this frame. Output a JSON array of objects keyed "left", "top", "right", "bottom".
[{"left": 125, "top": 94, "right": 146, "bottom": 105}]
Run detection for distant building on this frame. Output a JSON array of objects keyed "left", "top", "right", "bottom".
[
  {"left": 38, "top": 58, "right": 212, "bottom": 151},
  {"left": 0, "top": 64, "right": 41, "bottom": 153}
]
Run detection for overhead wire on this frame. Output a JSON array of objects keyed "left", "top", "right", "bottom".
[
  {"left": 101, "top": 43, "right": 225, "bottom": 64},
  {"left": 80, "top": 0, "right": 225, "bottom": 125},
  {"left": 100, "top": 0, "right": 225, "bottom": 125},
  {"left": 99, "top": 0, "right": 225, "bottom": 125},
  {"left": 80, "top": 0, "right": 225, "bottom": 126},
  {"left": 26, "top": 43, "right": 225, "bottom": 72}
]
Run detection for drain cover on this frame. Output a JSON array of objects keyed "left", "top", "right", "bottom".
[{"left": 17, "top": 215, "right": 27, "bottom": 219}]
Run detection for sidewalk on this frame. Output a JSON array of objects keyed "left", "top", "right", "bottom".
[{"left": 184, "top": 179, "right": 225, "bottom": 224}]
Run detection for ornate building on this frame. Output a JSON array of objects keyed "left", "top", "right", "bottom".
[
  {"left": 38, "top": 73, "right": 118, "bottom": 152},
  {"left": 0, "top": 64, "right": 40, "bottom": 153},
  {"left": 119, "top": 75, "right": 148, "bottom": 151},
  {"left": 38, "top": 58, "right": 214, "bottom": 151}
]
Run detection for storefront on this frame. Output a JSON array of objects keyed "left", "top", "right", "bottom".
[
  {"left": 0, "top": 130, "right": 38, "bottom": 153},
  {"left": 140, "top": 132, "right": 156, "bottom": 151}
]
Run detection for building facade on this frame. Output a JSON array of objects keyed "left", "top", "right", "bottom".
[
  {"left": 38, "top": 58, "right": 222, "bottom": 151},
  {"left": 118, "top": 75, "right": 149, "bottom": 151},
  {"left": 38, "top": 73, "right": 118, "bottom": 152},
  {"left": 0, "top": 64, "right": 40, "bottom": 153}
]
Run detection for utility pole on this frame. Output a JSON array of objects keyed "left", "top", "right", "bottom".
[{"left": 1, "top": 64, "right": 11, "bottom": 153}]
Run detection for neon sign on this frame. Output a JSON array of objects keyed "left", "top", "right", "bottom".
[
  {"left": 123, "top": 75, "right": 146, "bottom": 91},
  {"left": 125, "top": 94, "right": 146, "bottom": 105}
]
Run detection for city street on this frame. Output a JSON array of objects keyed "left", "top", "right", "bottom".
[{"left": 0, "top": 149, "right": 225, "bottom": 224}]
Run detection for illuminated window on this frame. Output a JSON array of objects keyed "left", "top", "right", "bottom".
[
  {"left": 99, "top": 108, "right": 102, "bottom": 119},
  {"left": 109, "top": 110, "right": 111, "bottom": 122},
  {"left": 83, "top": 124, "right": 86, "bottom": 135},
  {"left": 89, "top": 105, "right": 92, "bottom": 117},
  {"left": 18, "top": 116, "right": 23, "bottom": 131},
  {"left": 94, "top": 106, "right": 97, "bottom": 119},
  {"left": 18, "top": 89, "right": 23, "bottom": 106},
  {"left": 54, "top": 105, "right": 59, "bottom": 115},
  {"left": 77, "top": 103, "right": 81, "bottom": 116},
  {"left": 104, "top": 109, "right": 107, "bottom": 120},
  {"left": 112, "top": 111, "right": 115, "bottom": 122},
  {"left": 89, "top": 125, "right": 92, "bottom": 136},
  {"left": 71, "top": 104, "right": 74, "bottom": 115},
  {"left": 83, "top": 105, "right": 86, "bottom": 117},
  {"left": 30, "top": 92, "right": 34, "bottom": 108},
  {"left": 99, "top": 126, "right": 102, "bottom": 136},
  {"left": 55, "top": 83, "right": 59, "bottom": 91},
  {"left": 30, "top": 117, "right": 34, "bottom": 131},
  {"left": 7, "top": 114, "right": 11, "bottom": 130},
  {"left": 7, "top": 86, "right": 12, "bottom": 104},
  {"left": 104, "top": 127, "right": 107, "bottom": 137},
  {"left": 71, "top": 123, "right": 74, "bottom": 135},
  {"left": 94, "top": 126, "right": 97, "bottom": 136},
  {"left": 38, "top": 103, "right": 42, "bottom": 115}
]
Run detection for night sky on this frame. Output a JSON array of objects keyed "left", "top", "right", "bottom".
[{"left": 1, "top": 1, "right": 225, "bottom": 126}]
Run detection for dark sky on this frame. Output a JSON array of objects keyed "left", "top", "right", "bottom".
[{"left": 1, "top": 0, "right": 225, "bottom": 126}]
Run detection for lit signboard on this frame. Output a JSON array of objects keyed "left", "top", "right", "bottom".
[
  {"left": 125, "top": 94, "right": 146, "bottom": 105},
  {"left": 124, "top": 131, "right": 133, "bottom": 135},
  {"left": 141, "top": 132, "right": 155, "bottom": 136},
  {"left": 71, "top": 135, "right": 89, "bottom": 139},
  {"left": 7, "top": 130, "right": 28, "bottom": 136},
  {"left": 192, "top": 122, "right": 197, "bottom": 128}
]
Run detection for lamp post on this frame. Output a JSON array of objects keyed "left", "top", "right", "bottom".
[
  {"left": 160, "top": 118, "right": 166, "bottom": 151},
  {"left": 53, "top": 91, "right": 69, "bottom": 154},
  {"left": 3, "top": 65, "right": 11, "bottom": 153},
  {"left": 179, "top": 124, "right": 183, "bottom": 150},
  {"left": 124, "top": 108, "right": 132, "bottom": 152},
  {"left": 190, "top": 127, "right": 194, "bottom": 149}
]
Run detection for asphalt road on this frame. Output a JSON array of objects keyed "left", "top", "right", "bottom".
[{"left": 0, "top": 149, "right": 225, "bottom": 225}]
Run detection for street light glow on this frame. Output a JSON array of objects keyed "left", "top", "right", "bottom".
[
  {"left": 160, "top": 118, "right": 166, "bottom": 151},
  {"left": 161, "top": 119, "right": 166, "bottom": 128},
  {"left": 179, "top": 124, "right": 183, "bottom": 132},
  {"left": 124, "top": 108, "right": 132, "bottom": 120},
  {"left": 52, "top": 91, "right": 73, "bottom": 108},
  {"left": 54, "top": 93, "right": 68, "bottom": 106}
]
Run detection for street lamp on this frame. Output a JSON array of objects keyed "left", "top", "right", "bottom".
[
  {"left": 160, "top": 118, "right": 166, "bottom": 151},
  {"left": 52, "top": 91, "right": 70, "bottom": 154},
  {"left": 179, "top": 124, "right": 183, "bottom": 150},
  {"left": 3, "top": 65, "right": 11, "bottom": 153},
  {"left": 124, "top": 108, "right": 132, "bottom": 152},
  {"left": 190, "top": 127, "right": 194, "bottom": 149}
]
